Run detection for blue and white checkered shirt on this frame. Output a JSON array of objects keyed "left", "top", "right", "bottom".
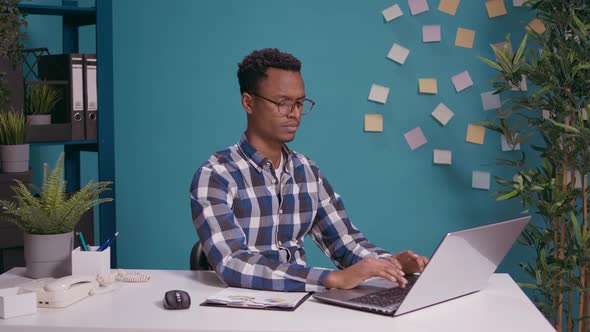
[{"left": 190, "top": 134, "right": 390, "bottom": 292}]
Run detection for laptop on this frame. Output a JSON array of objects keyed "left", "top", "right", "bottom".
[{"left": 312, "top": 216, "right": 531, "bottom": 316}]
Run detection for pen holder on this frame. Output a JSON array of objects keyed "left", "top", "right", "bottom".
[{"left": 71, "top": 246, "right": 111, "bottom": 277}]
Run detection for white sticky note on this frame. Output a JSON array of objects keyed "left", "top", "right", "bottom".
[
  {"left": 472, "top": 171, "right": 491, "bottom": 190},
  {"left": 511, "top": 74, "right": 527, "bottom": 91},
  {"left": 382, "top": 4, "right": 403, "bottom": 22},
  {"left": 433, "top": 149, "right": 452, "bottom": 165},
  {"left": 432, "top": 103, "right": 454, "bottom": 126},
  {"left": 501, "top": 134, "right": 521, "bottom": 151},
  {"left": 387, "top": 43, "right": 410, "bottom": 64},
  {"left": 513, "top": 0, "right": 526, "bottom": 6},
  {"left": 542, "top": 109, "right": 550, "bottom": 119},
  {"left": 368, "top": 84, "right": 390, "bottom": 104},
  {"left": 481, "top": 91, "right": 501, "bottom": 111}
]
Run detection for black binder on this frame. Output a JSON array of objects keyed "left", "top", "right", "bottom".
[
  {"left": 38, "top": 54, "right": 85, "bottom": 140},
  {"left": 83, "top": 54, "right": 97, "bottom": 140}
]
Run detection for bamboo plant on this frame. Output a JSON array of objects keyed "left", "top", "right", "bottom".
[
  {"left": 0, "top": 153, "right": 113, "bottom": 234},
  {"left": 26, "top": 84, "right": 62, "bottom": 115},
  {"left": 477, "top": 1, "right": 590, "bottom": 331},
  {"left": 0, "top": 109, "right": 26, "bottom": 145}
]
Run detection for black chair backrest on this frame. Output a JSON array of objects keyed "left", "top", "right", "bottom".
[{"left": 190, "top": 241, "right": 212, "bottom": 271}]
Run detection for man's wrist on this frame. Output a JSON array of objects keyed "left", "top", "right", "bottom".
[{"left": 324, "top": 270, "right": 342, "bottom": 289}]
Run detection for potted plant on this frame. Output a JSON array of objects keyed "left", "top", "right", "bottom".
[
  {"left": 478, "top": 1, "right": 590, "bottom": 331},
  {"left": 25, "top": 83, "right": 62, "bottom": 125},
  {"left": 0, "top": 0, "right": 28, "bottom": 111},
  {"left": 0, "top": 153, "right": 113, "bottom": 278},
  {"left": 0, "top": 110, "right": 28, "bottom": 173}
]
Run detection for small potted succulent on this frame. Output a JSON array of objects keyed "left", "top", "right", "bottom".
[
  {"left": 25, "top": 84, "right": 62, "bottom": 125},
  {"left": 0, "top": 153, "right": 113, "bottom": 278},
  {"left": 0, "top": 110, "right": 28, "bottom": 173}
]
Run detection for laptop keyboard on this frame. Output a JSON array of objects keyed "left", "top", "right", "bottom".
[{"left": 349, "top": 276, "right": 418, "bottom": 308}]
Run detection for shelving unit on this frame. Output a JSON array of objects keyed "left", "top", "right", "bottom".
[{"left": 4, "top": 0, "right": 118, "bottom": 267}]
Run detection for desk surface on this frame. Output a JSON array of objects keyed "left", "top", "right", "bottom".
[{"left": 0, "top": 268, "right": 554, "bottom": 332}]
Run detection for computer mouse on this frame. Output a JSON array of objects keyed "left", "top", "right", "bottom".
[{"left": 163, "top": 290, "right": 191, "bottom": 310}]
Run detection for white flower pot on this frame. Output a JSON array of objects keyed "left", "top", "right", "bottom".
[
  {"left": 0, "top": 144, "right": 30, "bottom": 173},
  {"left": 27, "top": 115, "right": 51, "bottom": 125}
]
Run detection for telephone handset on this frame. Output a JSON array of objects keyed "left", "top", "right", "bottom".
[{"left": 21, "top": 275, "right": 99, "bottom": 308}]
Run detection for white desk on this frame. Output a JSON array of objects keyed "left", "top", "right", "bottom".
[{"left": 0, "top": 268, "right": 554, "bottom": 332}]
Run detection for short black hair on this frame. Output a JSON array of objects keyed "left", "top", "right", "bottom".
[{"left": 237, "top": 48, "right": 301, "bottom": 94}]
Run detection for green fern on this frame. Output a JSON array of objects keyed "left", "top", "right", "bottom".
[{"left": 0, "top": 153, "right": 113, "bottom": 234}]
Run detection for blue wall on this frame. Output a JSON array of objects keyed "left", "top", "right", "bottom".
[{"left": 109, "top": 0, "right": 536, "bottom": 280}]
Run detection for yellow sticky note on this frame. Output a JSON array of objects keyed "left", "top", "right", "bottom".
[
  {"left": 438, "top": 0, "right": 459, "bottom": 15},
  {"left": 364, "top": 114, "right": 383, "bottom": 132},
  {"left": 485, "top": 0, "right": 507, "bottom": 18},
  {"left": 419, "top": 79, "right": 438, "bottom": 94},
  {"left": 466, "top": 124, "right": 486, "bottom": 144},
  {"left": 455, "top": 28, "right": 476, "bottom": 48},
  {"left": 526, "top": 18, "right": 546, "bottom": 34}
]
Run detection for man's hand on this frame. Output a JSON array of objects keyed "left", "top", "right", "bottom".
[
  {"left": 385, "top": 250, "right": 429, "bottom": 275},
  {"left": 324, "top": 257, "right": 408, "bottom": 290}
]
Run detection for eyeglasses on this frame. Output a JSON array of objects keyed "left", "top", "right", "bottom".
[{"left": 250, "top": 93, "right": 315, "bottom": 116}]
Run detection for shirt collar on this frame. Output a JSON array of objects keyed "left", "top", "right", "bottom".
[{"left": 237, "top": 134, "right": 294, "bottom": 173}]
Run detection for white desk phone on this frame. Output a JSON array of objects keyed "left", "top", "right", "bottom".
[
  {"left": 18, "top": 270, "right": 151, "bottom": 308},
  {"left": 21, "top": 275, "right": 99, "bottom": 308}
]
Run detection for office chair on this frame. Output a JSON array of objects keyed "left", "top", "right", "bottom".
[{"left": 190, "top": 240, "right": 212, "bottom": 270}]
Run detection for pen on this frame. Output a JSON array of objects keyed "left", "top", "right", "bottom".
[
  {"left": 77, "top": 231, "right": 88, "bottom": 251},
  {"left": 98, "top": 231, "right": 119, "bottom": 251}
]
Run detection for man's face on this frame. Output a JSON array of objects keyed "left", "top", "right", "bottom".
[{"left": 245, "top": 68, "right": 305, "bottom": 144}]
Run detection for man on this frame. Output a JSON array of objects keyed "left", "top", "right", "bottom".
[{"left": 190, "top": 48, "right": 428, "bottom": 292}]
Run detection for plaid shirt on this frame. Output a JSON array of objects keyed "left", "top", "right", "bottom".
[{"left": 190, "top": 134, "right": 390, "bottom": 292}]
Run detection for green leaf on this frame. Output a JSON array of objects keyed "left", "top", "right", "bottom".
[
  {"left": 498, "top": 189, "right": 520, "bottom": 201},
  {"left": 477, "top": 54, "right": 503, "bottom": 72}
]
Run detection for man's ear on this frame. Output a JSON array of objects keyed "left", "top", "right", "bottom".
[{"left": 242, "top": 92, "right": 254, "bottom": 115}]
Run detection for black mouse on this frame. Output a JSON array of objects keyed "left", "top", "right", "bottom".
[{"left": 163, "top": 290, "right": 191, "bottom": 310}]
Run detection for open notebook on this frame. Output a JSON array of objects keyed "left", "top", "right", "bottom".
[{"left": 201, "top": 287, "right": 311, "bottom": 311}]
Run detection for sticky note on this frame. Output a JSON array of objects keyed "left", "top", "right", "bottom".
[
  {"left": 404, "top": 127, "right": 427, "bottom": 150},
  {"left": 455, "top": 28, "right": 476, "bottom": 48},
  {"left": 481, "top": 91, "right": 501, "bottom": 111},
  {"left": 472, "top": 171, "right": 491, "bottom": 190},
  {"left": 511, "top": 74, "right": 527, "bottom": 91},
  {"left": 438, "top": 0, "right": 459, "bottom": 15},
  {"left": 451, "top": 71, "right": 473, "bottom": 92},
  {"left": 542, "top": 109, "right": 550, "bottom": 119},
  {"left": 493, "top": 41, "right": 513, "bottom": 54},
  {"left": 433, "top": 149, "right": 452, "bottom": 165},
  {"left": 382, "top": 4, "right": 403, "bottom": 22},
  {"left": 466, "top": 124, "right": 486, "bottom": 144},
  {"left": 364, "top": 114, "right": 383, "bottom": 132},
  {"left": 513, "top": 0, "right": 526, "bottom": 6},
  {"left": 501, "top": 134, "right": 521, "bottom": 151},
  {"left": 527, "top": 18, "right": 546, "bottom": 34},
  {"left": 419, "top": 78, "right": 438, "bottom": 94},
  {"left": 485, "top": 0, "right": 507, "bottom": 18},
  {"left": 368, "top": 84, "right": 390, "bottom": 104},
  {"left": 432, "top": 103, "right": 454, "bottom": 126},
  {"left": 408, "top": 0, "right": 429, "bottom": 15},
  {"left": 567, "top": 170, "right": 583, "bottom": 189},
  {"left": 387, "top": 43, "right": 410, "bottom": 64},
  {"left": 423, "top": 25, "right": 441, "bottom": 43}
]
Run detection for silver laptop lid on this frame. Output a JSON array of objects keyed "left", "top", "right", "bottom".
[{"left": 395, "top": 216, "right": 530, "bottom": 316}]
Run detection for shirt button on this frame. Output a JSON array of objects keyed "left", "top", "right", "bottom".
[
  {"left": 271, "top": 179, "right": 276, "bottom": 184},
  {"left": 279, "top": 209, "right": 283, "bottom": 214},
  {"left": 257, "top": 167, "right": 262, "bottom": 172}
]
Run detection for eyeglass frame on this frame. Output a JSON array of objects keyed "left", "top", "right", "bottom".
[{"left": 249, "top": 92, "right": 315, "bottom": 116}]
